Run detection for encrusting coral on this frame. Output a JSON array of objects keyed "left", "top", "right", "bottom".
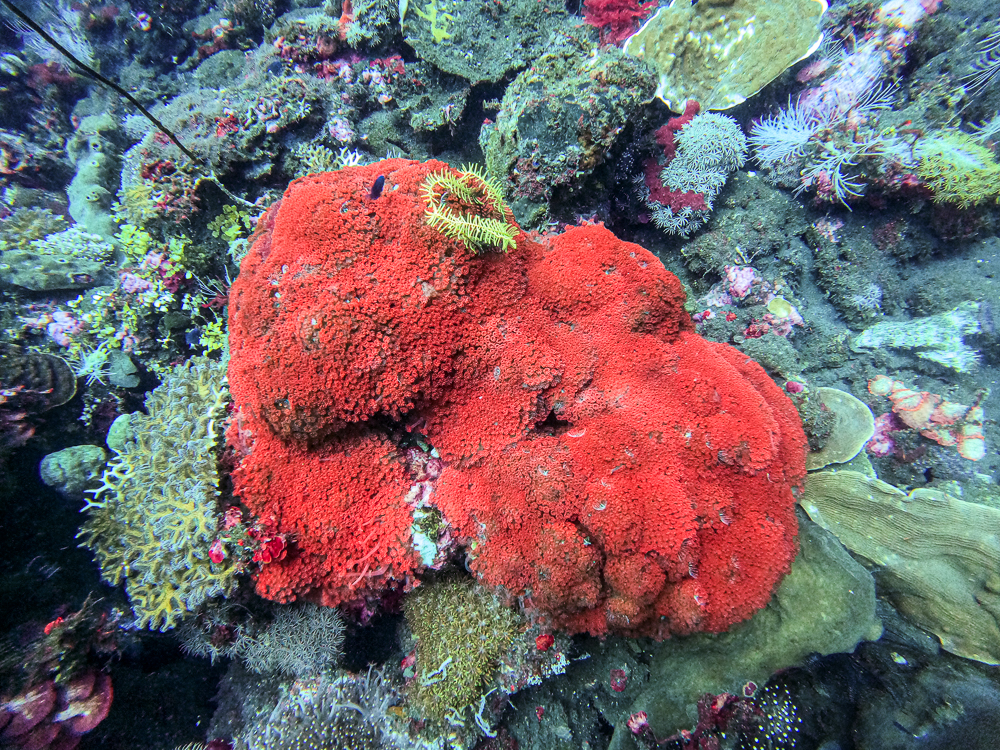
[
  {"left": 852, "top": 301, "right": 982, "bottom": 373},
  {"left": 801, "top": 470, "right": 1000, "bottom": 664},
  {"left": 78, "top": 357, "right": 234, "bottom": 631},
  {"left": 227, "top": 159, "right": 807, "bottom": 638},
  {"left": 868, "top": 375, "right": 986, "bottom": 461},
  {"left": 404, "top": 578, "right": 522, "bottom": 722},
  {"left": 0, "top": 226, "right": 114, "bottom": 292},
  {"left": 804, "top": 388, "right": 875, "bottom": 471}
]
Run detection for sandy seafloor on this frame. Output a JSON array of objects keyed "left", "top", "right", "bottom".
[{"left": 1, "top": 0, "right": 1000, "bottom": 747}]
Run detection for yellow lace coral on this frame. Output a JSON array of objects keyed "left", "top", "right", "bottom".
[{"left": 78, "top": 357, "right": 232, "bottom": 631}]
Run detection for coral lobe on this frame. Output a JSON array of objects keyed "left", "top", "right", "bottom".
[{"left": 227, "top": 159, "right": 806, "bottom": 637}]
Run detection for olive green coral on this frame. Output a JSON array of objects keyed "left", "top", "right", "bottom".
[
  {"left": 622, "top": 0, "right": 826, "bottom": 111},
  {"left": 0, "top": 226, "right": 115, "bottom": 291},
  {"left": 0, "top": 207, "right": 67, "bottom": 252},
  {"left": 404, "top": 578, "right": 522, "bottom": 722},
  {"left": 78, "top": 357, "right": 233, "bottom": 631}
]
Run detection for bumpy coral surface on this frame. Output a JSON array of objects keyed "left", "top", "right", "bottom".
[
  {"left": 228, "top": 159, "right": 806, "bottom": 637},
  {"left": 404, "top": 578, "right": 522, "bottom": 720}
]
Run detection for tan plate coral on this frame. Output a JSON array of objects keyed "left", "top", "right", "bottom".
[
  {"left": 805, "top": 387, "right": 875, "bottom": 471},
  {"left": 800, "top": 470, "right": 1000, "bottom": 665},
  {"left": 623, "top": 0, "right": 828, "bottom": 111}
]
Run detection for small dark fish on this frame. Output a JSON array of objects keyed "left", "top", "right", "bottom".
[
  {"left": 267, "top": 59, "right": 283, "bottom": 76},
  {"left": 370, "top": 174, "right": 385, "bottom": 199},
  {"left": 185, "top": 327, "right": 202, "bottom": 347}
]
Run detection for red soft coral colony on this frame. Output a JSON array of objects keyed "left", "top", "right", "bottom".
[{"left": 227, "top": 159, "right": 807, "bottom": 638}]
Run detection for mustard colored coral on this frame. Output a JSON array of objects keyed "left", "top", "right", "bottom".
[
  {"left": 915, "top": 131, "right": 1000, "bottom": 207},
  {"left": 78, "top": 357, "right": 233, "bottom": 631},
  {"left": 405, "top": 578, "right": 522, "bottom": 722}
]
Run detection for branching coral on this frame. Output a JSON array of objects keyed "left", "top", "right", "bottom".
[{"left": 78, "top": 357, "right": 234, "bottom": 631}]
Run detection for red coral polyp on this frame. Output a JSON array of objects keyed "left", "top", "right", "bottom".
[{"left": 227, "top": 159, "right": 806, "bottom": 637}]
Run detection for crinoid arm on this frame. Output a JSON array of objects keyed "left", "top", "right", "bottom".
[{"left": 420, "top": 165, "right": 518, "bottom": 254}]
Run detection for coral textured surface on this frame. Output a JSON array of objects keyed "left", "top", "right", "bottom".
[{"left": 227, "top": 159, "right": 807, "bottom": 637}]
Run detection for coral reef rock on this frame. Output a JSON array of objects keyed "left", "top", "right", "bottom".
[{"left": 608, "top": 514, "right": 881, "bottom": 745}]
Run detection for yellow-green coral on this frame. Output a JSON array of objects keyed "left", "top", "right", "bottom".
[
  {"left": 117, "top": 223, "right": 154, "bottom": 264},
  {"left": 622, "top": 0, "right": 826, "bottom": 112},
  {"left": 0, "top": 207, "right": 67, "bottom": 252},
  {"left": 405, "top": 578, "right": 522, "bottom": 722},
  {"left": 412, "top": 0, "right": 453, "bottom": 43},
  {"left": 421, "top": 164, "right": 518, "bottom": 254},
  {"left": 115, "top": 180, "right": 158, "bottom": 226},
  {"left": 199, "top": 315, "right": 228, "bottom": 354},
  {"left": 208, "top": 204, "right": 255, "bottom": 264},
  {"left": 78, "top": 357, "right": 233, "bottom": 631},
  {"left": 915, "top": 131, "right": 1000, "bottom": 208}
]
